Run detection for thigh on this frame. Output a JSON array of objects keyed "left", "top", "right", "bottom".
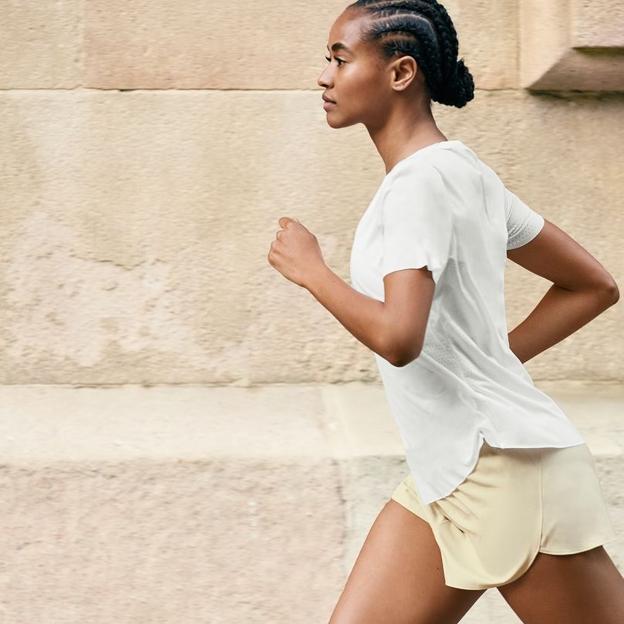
[
  {"left": 328, "top": 499, "right": 486, "bottom": 624},
  {"left": 497, "top": 546, "right": 624, "bottom": 624}
]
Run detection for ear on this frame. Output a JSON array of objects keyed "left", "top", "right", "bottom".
[{"left": 390, "top": 55, "right": 418, "bottom": 92}]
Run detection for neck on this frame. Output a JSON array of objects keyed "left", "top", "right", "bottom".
[{"left": 367, "top": 106, "right": 447, "bottom": 174}]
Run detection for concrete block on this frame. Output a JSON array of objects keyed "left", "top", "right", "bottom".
[{"left": 520, "top": 0, "right": 624, "bottom": 91}]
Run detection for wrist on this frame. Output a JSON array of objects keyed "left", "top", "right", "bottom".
[{"left": 305, "top": 262, "right": 332, "bottom": 295}]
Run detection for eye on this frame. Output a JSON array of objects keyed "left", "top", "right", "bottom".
[{"left": 324, "top": 56, "right": 345, "bottom": 66}]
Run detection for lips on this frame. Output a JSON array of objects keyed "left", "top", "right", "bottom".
[{"left": 322, "top": 95, "right": 336, "bottom": 103}]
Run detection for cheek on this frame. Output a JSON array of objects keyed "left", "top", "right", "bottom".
[
  {"left": 349, "top": 83, "right": 385, "bottom": 117},
  {"left": 342, "top": 79, "right": 372, "bottom": 108},
  {"left": 346, "top": 66, "right": 384, "bottom": 100}
]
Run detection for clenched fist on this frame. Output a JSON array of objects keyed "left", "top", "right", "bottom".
[{"left": 267, "top": 217, "right": 327, "bottom": 289}]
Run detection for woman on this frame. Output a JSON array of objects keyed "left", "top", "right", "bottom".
[{"left": 267, "top": 1, "right": 624, "bottom": 622}]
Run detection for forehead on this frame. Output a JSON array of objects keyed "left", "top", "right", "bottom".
[{"left": 327, "top": 9, "right": 368, "bottom": 53}]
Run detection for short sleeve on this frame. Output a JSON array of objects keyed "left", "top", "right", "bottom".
[
  {"left": 504, "top": 187, "right": 545, "bottom": 250},
  {"left": 381, "top": 164, "right": 453, "bottom": 284}
]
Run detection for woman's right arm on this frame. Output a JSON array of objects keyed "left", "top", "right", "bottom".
[{"left": 506, "top": 218, "right": 619, "bottom": 364}]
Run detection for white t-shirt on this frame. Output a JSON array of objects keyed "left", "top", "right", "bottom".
[{"left": 349, "top": 139, "right": 586, "bottom": 505}]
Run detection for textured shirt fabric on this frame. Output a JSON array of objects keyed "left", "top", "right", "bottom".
[{"left": 349, "top": 140, "right": 586, "bottom": 505}]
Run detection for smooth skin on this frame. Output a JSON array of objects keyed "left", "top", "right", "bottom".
[
  {"left": 328, "top": 499, "right": 624, "bottom": 624},
  {"left": 309, "top": 6, "right": 624, "bottom": 624},
  {"left": 327, "top": 499, "right": 486, "bottom": 624}
]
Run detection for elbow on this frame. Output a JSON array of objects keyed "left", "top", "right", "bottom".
[
  {"left": 391, "top": 356, "right": 417, "bottom": 368},
  {"left": 386, "top": 344, "right": 423, "bottom": 368},
  {"left": 382, "top": 324, "right": 424, "bottom": 367},
  {"left": 607, "top": 281, "right": 620, "bottom": 305},
  {"left": 597, "top": 277, "right": 619, "bottom": 306}
]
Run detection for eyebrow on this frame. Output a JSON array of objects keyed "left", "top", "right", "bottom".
[{"left": 326, "top": 42, "right": 353, "bottom": 54}]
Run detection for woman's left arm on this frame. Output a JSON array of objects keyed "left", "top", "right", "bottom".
[
  {"left": 268, "top": 216, "right": 431, "bottom": 367},
  {"left": 304, "top": 262, "right": 392, "bottom": 362},
  {"left": 268, "top": 216, "right": 393, "bottom": 363},
  {"left": 306, "top": 263, "right": 433, "bottom": 367}
]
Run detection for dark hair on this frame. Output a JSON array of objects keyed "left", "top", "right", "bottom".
[{"left": 348, "top": 0, "right": 475, "bottom": 108}]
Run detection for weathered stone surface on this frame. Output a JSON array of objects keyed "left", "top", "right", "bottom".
[
  {"left": 0, "top": 383, "right": 621, "bottom": 623},
  {"left": 0, "top": 90, "right": 621, "bottom": 383}
]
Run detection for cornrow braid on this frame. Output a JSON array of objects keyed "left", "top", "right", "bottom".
[{"left": 349, "top": 0, "right": 475, "bottom": 108}]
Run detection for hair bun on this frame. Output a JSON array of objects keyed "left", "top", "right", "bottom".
[
  {"left": 447, "top": 60, "right": 461, "bottom": 83},
  {"left": 434, "top": 58, "right": 474, "bottom": 108}
]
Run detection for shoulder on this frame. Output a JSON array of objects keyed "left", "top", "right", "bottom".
[
  {"left": 388, "top": 157, "right": 443, "bottom": 182},
  {"left": 382, "top": 161, "right": 445, "bottom": 202},
  {"left": 380, "top": 163, "right": 454, "bottom": 228}
]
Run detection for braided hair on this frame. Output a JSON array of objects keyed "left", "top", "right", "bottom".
[{"left": 348, "top": 0, "right": 475, "bottom": 108}]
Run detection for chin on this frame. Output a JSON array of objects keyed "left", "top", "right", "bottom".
[{"left": 325, "top": 113, "right": 356, "bottom": 129}]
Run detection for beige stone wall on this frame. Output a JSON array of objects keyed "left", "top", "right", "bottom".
[
  {"left": 0, "top": 0, "right": 621, "bottom": 384},
  {"left": 1, "top": 2, "right": 623, "bottom": 622}
]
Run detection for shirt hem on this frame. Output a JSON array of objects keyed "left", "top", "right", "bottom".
[{"left": 415, "top": 433, "right": 587, "bottom": 505}]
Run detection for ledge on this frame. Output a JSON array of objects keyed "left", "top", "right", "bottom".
[
  {"left": 520, "top": 0, "right": 624, "bottom": 91},
  {"left": 0, "top": 381, "right": 622, "bottom": 462}
]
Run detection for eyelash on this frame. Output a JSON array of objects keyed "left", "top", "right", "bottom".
[{"left": 325, "top": 56, "right": 345, "bottom": 66}]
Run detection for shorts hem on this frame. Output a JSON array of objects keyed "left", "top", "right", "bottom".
[
  {"left": 390, "top": 491, "right": 428, "bottom": 522},
  {"left": 538, "top": 534, "right": 618, "bottom": 555},
  {"left": 444, "top": 581, "right": 490, "bottom": 590}
]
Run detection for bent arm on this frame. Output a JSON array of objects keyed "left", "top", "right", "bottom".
[
  {"left": 304, "top": 264, "right": 391, "bottom": 363},
  {"left": 303, "top": 264, "right": 401, "bottom": 366},
  {"left": 305, "top": 264, "right": 433, "bottom": 367},
  {"left": 508, "top": 285, "right": 618, "bottom": 364},
  {"left": 506, "top": 218, "right": 619, "bottom": 364}
]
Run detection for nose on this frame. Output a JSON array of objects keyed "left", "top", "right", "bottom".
[
  {"left": 318, "top": 70, "right": 330, "bottom": 89},
  {"left": 317, "top": 63, "right": 332, "bottom": 88}
]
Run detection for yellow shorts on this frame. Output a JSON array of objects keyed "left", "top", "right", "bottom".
[{"left": 390, "top": 440, "right": 617, "bottom": 590}]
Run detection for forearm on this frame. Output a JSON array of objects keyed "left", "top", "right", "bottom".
[
  {"left": 508, "top": 283, "right": 618, "bottom": 364},
  {"left": 305, "top": 263, "right": 393, "bottom": 363}
]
